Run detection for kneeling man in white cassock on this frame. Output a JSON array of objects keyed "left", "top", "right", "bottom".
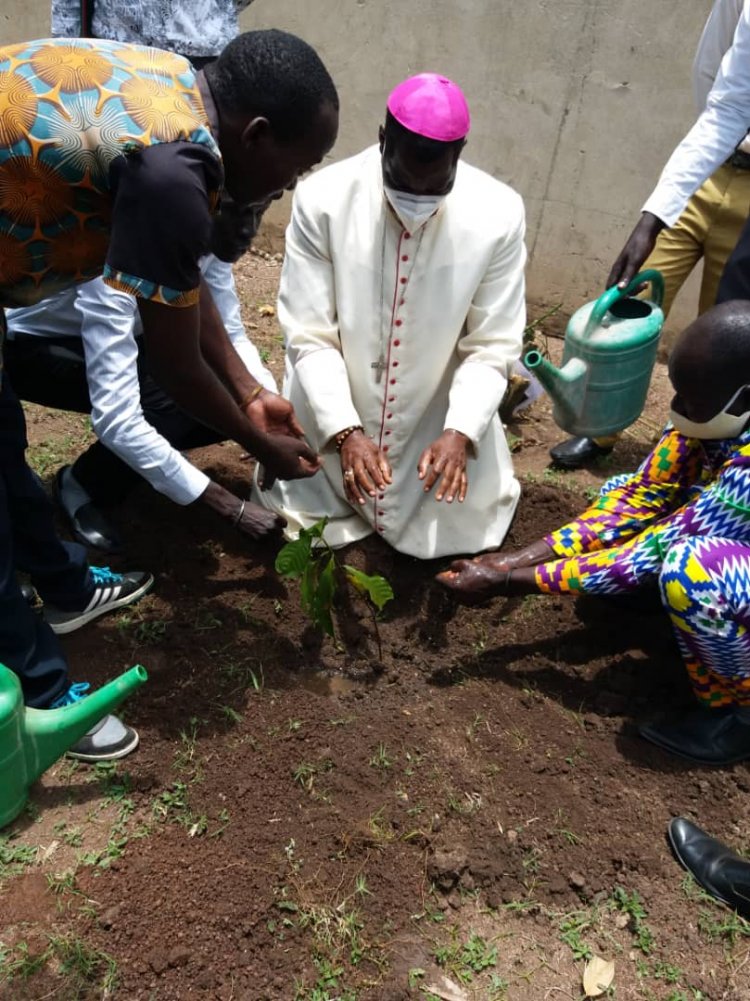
[{"left": 255, "top": 73, "right": 526, "bottom": 559}]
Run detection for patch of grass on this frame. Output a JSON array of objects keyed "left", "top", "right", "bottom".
[
  {"left": 558, "top": 908, "right": 594, "bottom": 961},
  {"left": 0, "top": 835, "right": 38, "bottom": 882},
  {"left": 611, "top": 885, "right": 655, "bottom": 955},
  {"left": 25, "top": 420, "right": 93, "bottom": 478},
  {"left": 292, "top": 759, "right": 333, "bottom": 795},
  {"left": 151, "top": 780, "right": 190, "bottom": 822},
  {"left": 369, "top": 743, "right": 393, "bottom": 771},
  {"left": 0, "top": 932, "right": 117, "bottom": 998},
  {"left": 433, "top": 929, "right": 498, "bottom": 986},
  {"left": 447, "top": 790, "right": 482, "bottom": 816},
  {"left": 698, "top": 905, "right": 750, "bottom": 946}
]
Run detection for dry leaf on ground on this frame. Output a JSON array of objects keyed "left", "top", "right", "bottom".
[{"left": 583, "top": 955, "right": 615, "bottom": 997}]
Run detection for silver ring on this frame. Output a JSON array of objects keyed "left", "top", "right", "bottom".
[{"left": 343, "top": 469, "right": 355, "bottom": 480}]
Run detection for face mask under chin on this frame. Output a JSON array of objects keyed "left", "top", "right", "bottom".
[
  {"left": 384, "top": 185, "right": 446, "bottom": 230},
  {"left": 669, "top": 408, "right": 750, "bottom": 440}
]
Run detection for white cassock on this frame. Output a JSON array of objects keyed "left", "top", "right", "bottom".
[{"left": 254, "top": 145, "right": 526, "bottom": 559}]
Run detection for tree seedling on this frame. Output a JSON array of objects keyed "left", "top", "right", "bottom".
[{"left": 275, "top": 518, "right": 394, "bottom": 655}]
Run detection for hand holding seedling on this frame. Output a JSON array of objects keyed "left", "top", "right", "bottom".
[
  {"left": 244, "top": 388, "right": 305, "bottom": 439},
  {"left": 200, "top": 481, "right": 286, "bottom": 539},
  {"left": 339, "top": 430, "right": 392, "bottom": 506},
  {"left": 418, "top": 429, "right": 469, "bottom": 502},
  {"left": 246, "top": 390, "right": 321, "bottom": 488}
]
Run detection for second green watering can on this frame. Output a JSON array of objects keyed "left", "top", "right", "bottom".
[{"left": 524, "top": 269, "right": 665, "bottom": 438}]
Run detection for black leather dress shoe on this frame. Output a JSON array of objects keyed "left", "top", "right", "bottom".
[
  {"left": 549, "top": 436, "right": 614, "bottom": 469},
  {"left": 669, "top": 817, "right": 750, "bottom": 918},
  {"left": 639, "top": 706, "right": 750, "bottom": 765},
  {"left": 54, "top": 466, "right": 124, "bottom": 554}
]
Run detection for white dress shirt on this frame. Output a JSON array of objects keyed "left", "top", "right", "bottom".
[
  {"left": 644, "top": 0, "right": 750, "bottom": 226},
  {"left": 6, "top": 256, "right": 276, "bottom": 506},
  {"left": 692, "top": 0, "right": 746, "bottom": 110}
]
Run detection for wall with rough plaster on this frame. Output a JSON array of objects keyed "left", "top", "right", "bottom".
[{"left": 2, "top": 0, "right": 709, "bottom": 331}]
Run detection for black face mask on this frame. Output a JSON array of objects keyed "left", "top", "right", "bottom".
[{"left": 211, "top": 197, "right": 264, "bottom": 264}]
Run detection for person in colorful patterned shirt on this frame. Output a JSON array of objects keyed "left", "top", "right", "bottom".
[
  {"left": 439, "top": 300, "right": 750, "bottom": 766},
  {"left": 0, "top": 30, "right": 338, "bottom": 760},
  {"left": 0, "top": 2, "right": 284, "bottom": 555}
]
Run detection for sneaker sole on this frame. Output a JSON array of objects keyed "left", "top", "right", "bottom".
[
  {"left": 66, "top": 727, "right": 140, "bottom": 762},
  {"left": 48, "top": 575, "right": 154, "bottom": 635}
]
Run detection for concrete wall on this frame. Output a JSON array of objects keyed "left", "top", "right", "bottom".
[{"left": 2, "top": 0, "right": 709, "bottom": 332}]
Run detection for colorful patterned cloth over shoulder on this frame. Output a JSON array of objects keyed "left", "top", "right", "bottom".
[
  {"left": 535, "top": 426, "right": 750, "bottom": 595},
  {"left": 0, "top": 38, "right": 222, "bottom": 309}
]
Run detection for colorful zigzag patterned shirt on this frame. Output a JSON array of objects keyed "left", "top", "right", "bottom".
[
  {"left": 0, "top": 38, "right": 222, "bottom": 312},
  {"left": 535, "top": 425, "right": 750, "bottom": 594}
]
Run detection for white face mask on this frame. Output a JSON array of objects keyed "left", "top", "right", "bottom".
[
  {"left": 669, "top": 384, "right": 750, "bottom": 440},
  {"left": 384, "top": 185, "right": 445, "bottom": 230}
]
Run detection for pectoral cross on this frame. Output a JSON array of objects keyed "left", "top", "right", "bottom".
[{"left": 371, "top": 352, "right": 387, "bottom": 383}]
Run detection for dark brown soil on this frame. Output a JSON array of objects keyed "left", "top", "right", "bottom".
[{"left": 2, "top": 253, "right": 749, "bottom": 1001}]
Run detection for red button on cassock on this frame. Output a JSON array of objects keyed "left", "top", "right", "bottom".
[
  {"left": 400, "top": 277, "right": 407, "bottom": 284},
  {"left": 394, "top": 320, "right": 402, "bottom": 327}
]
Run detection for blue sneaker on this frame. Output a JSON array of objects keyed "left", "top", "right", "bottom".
[
  {"left": 49, "top": 682, "right": 90, "bottom": 708},
  {"left": 49, "top": 682, "right": 140, "bottom": 762},
  {"left": 44, "top": 567, "right": 153, "bottom": 635}
]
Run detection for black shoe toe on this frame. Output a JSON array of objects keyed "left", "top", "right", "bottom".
[
  {"left": 55, "top": 467, "right": 123, "bottom": 554},
  {"left": 639, "top": 707, "right": 750, "bottom": 765},
  {"left": 549, "top": 436, "right": 614, "bottom": 469},
  {"left": 668, "top": 817, "right": 750, "bottom": 918},
  {"left": 71, "top": 502, "right": 124, "bottom": 553}
]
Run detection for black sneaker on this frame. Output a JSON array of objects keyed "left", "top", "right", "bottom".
[
  {"left": 50, "top": 683, "right": 140, "bottom": 762},
  {"left": 44, "top": 567, "right": 153, "bottom": 635}
]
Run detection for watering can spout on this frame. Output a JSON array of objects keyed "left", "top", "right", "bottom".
[
  {"left": 524, "top": 349, "right": 587, "bottom": 427},
  {"left": 0, "top": 664, "right": 148, "bottom": 828},
  {"left": 23, "top": 666, "right": 148, "bottom": 778}
]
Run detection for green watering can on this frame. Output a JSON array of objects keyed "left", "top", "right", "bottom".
[
  {"left": 524, "top": 270, "right": 665, "bottom": 438},
  {"left": 0, "top": 663, "right": 148, "bottom": 829}
]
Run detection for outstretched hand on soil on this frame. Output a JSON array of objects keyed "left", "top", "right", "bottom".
[{"left": 437, "top": 539, "right": 555, "bottom": 602}]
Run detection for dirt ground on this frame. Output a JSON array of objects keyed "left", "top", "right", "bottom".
[{"left": 2, "top": 233, "right": 749, "bottom": 1001}]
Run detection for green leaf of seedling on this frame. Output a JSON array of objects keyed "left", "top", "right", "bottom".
[
  {"left": 312, "top": 555, "right": 336, "bottom": 637},
  {"left": 275, "top": 533, "right": 312, "bottom": 579},
  {"left": 344, "top": 566, "right": 394, "bottom": 611},
  {"left": 299, "top": 561, "right": 317, "bottom": 617},
  {"left": 300, "top": 516, "right": 329, "bottom": 541}
]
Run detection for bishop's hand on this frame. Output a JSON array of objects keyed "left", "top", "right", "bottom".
[
  {"left": 418, "top": 429, "right": 469, "bottom": 503},
  {"left": 339, "top": 430, "right": 392, "bottom": 506}
]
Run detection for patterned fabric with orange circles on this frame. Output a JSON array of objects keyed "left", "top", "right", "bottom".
[{"left": 0, "top": 38, "right": 221, "bottom": 309}]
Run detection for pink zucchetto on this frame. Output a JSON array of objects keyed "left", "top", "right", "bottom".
[{"left": 386, "top": 73, "right": 470, "bottom": 143}]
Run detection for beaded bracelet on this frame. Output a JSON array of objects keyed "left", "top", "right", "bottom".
[
  {"left": 238, "top": 385, "right": 264, "bottom": 411},
  {"left": 334, "top": 424, "right": 364, "bottom": 452}
]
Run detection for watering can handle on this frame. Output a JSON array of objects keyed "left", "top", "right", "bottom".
[{"left": 584, "top": 269, "right": 665, "bottom": 339}]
